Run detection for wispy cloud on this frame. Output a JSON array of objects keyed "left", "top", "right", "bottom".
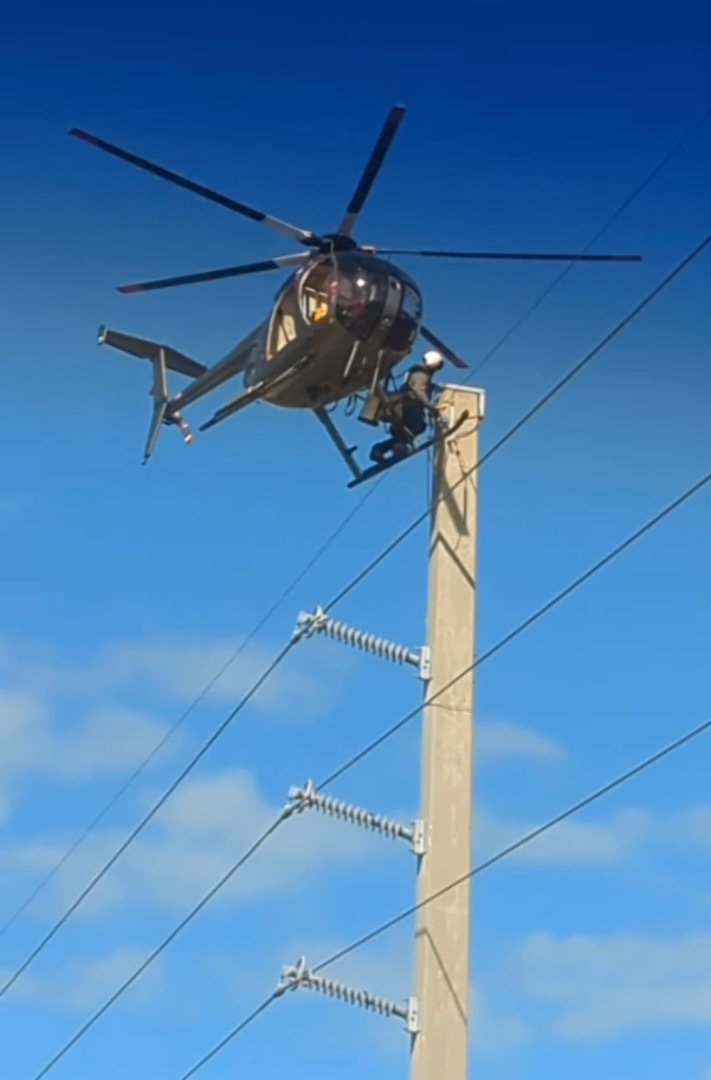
[
  {"left": 1, "top": 768, "right": 384, "bottom": 920},
  {"left": 0, "top": 688, "right": 170, "bottom": 820},
  {"left": 477, "top": 720, "right": 564, "bottom": 762},
  {"left": 512, "top": 931, "right": 711, "bottom": 1039},
  {"left": 2, "top": 634, "right": 350, "bottom": 720},
  {"left": 0, "top": 630, "right": 352, "bottom": 821},
  {"left": 670, "top": 806, "right": 711, "bottom": 851},
  {"left": 0, "top": 945, "right": 163, "bottom": 1012},
  {"left": 474, "top": 808, "right": 651, "bottom": 865}
]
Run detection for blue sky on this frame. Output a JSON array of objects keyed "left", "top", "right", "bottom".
[{"left": 1, "top": 2, "right": 710, "bottom": 1079}]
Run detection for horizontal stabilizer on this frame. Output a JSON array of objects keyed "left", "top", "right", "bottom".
[{"left": 98, "top": 326, "right": 207, "bottom": 379}]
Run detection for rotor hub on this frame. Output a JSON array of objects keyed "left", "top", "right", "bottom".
[{"left": 318, "top": 233, "right": 360, "bottom": 254}]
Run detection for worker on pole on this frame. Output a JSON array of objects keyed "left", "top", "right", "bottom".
[{"left": 369, "top": 350, "right": 446, "bottom": 464}]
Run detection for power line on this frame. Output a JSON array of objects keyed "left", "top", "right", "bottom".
[
  {"left": 466, "top": 104, "right": 711, "bottom": 380},
  {"left": 28, "top": 812, "right": 291, "bottom": 1080},
  {"left": 0, "top": 485, "right": 379, "bottom": 943},
  {"left": 26, "top": 460, "right": 711, "bottom": 1079},
  {"left": 14, "top": 109, "right": 711, "bottom": 1060},
  {"left": 0, "top": 641, "right": 296, "bottom": 1000},
  {"left": 18, "top": 229, "right": 711, "bottom": 1066},
  {"left": 177, "top": 993, "right": 281, "bottom": 1080},
  {"left": 7, "top": 103, "right": 708, "bottom": 947},
  {"left": 313, "top": 716, "right": 711, "bottom": 973},
  {"left": 320, "top": 108, "right": 711, "bottom": 613},
  {"left": 318, "top": 464, "right": 711, "bottom": 788},
  {"left": 6, "top": 105, "right": 707, "bottom": 955},
  {"left": 177, "top": 714, "right": 711, "bottom": 1080},
  {"left": 326, "top": 232, "right": 711, "bottom": 611}
]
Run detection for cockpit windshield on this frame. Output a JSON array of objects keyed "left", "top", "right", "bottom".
[
  {"left": 335, "top": 261, "right": 387, "bottom": 340},
  {"left": 298, "top": 252, "right": 422, "bottom": 348}
]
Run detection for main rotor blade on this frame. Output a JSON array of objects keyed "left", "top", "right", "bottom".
[
  {"left": 337, "top": 105, "right": 406, "bottom": 237},
  {"left": 69, "top": 128, "right": 320, "bottom": 247},
  {"left": 117, "top": 253, "right": 309, "bottom": 294},
  {"left": 421, "top": 325, "right": 468, "bottom": 369},
  {"left": 377, "top": 248, "right": 642, "bottom": 262}
]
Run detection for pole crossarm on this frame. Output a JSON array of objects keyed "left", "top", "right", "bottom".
[
  {"left": 277, "top": 957, "right": 419, "bottom": 1034},
  {"left": 295, "top": 606, "right": 431, "bottom": 679},
  {"left": 288, "top": 780, "right": 426, "bottom": 854}
]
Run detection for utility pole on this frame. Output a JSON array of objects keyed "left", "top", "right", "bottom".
[
  {"left": 278, "top": 385, "right": 485, "bottom": 1069},
  {"left": 411, "top": 384, "right": 485, "bottom": 1080}
]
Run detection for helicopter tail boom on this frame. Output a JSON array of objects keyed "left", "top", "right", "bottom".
[
  {"left": 98, "top": 326, "right": 205, "bottom": 462},
  {"left": 98, "top": 326, "right": 207, "bottom": 378}
]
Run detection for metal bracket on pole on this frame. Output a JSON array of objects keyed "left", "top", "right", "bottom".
[
  {"left": 288, "top": 780, "right": 427, "bottom": 856},
  {"left": 277, "top": 957, "right": 419, "bottom": 1035},
  {"left": 295, "top": 606, "right": 431, "bottom": 680}
]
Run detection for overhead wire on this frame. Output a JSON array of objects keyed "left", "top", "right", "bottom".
[
  {"left": 466, "top": 104, "right": 711, "bottom": 380},
  {"left": 28, "top": 812, "right": 291, "bottom": 1080},
  {"left": 4, "top": 100, "right": 706, "bottom": 954},
  {"left": 177, "top": 714, "right": 711, "bottom": 1080},
  {"left": 0, "top": 484, "right": 379, "bottom": 944},
  {"left": 176, "top": 994, "right": 282, "bottom": 1080},
  {"left": 311, "top": 716, "right": 711, "bottom": 972},
  {"left": 0, "top": 641, "right": 295, "bottom": 1000},
  {"left": 316, "top": 464, "right": 711, "bottom": 788},
  {"left": 19, "top": 225, "right": 711, "bottom": 1068},
  {"left": 25, "top": 458, "right": 711, "bottom": 1080},
  {"left": 14, "top": 212, "right": 687, "bottom": 997},
  {"left": 12, "top": 106, "right": 711, "bottom": 1070},
  {"left": 325, "top": 232, "right": 711, "bottom": 611}
]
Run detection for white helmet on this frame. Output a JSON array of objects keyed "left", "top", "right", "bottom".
[{"left": 422, "top": 349, "right": 445, "bottom": 371}]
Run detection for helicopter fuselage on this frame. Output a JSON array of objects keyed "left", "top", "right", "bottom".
[{"left": 234, "top": 251, "right": 423, "bottom": 409}]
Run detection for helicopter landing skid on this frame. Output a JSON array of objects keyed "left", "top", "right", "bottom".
[
  {"left": 346, "top": 410, "right": 470, "bottom": 488},
  {"left": 315, "top": 406, "right": 362, "bottom": 481}
]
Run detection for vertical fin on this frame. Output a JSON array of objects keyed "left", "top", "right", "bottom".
[{"left": 142, "top": 348, "right": 169, "bottom": 464}]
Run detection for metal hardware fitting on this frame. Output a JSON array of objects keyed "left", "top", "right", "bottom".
[
  {"left": 295, "top": 606, "right": 431, "bottom": 680},
  {"left": 277, "top": 957, "right": 419, "bottom": 1035},
  {"left": 288, "top": 780, "right": 426, "bottom": 855}
]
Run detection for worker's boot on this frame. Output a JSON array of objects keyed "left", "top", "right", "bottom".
[
  {"left": 370, "top": 438, "right": 393, "bottom": 464},
  {"left": 391, "top": 438, "right": 413, "bottom": 460}
]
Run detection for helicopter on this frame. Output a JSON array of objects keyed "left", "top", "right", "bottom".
[{"left": 71, "top": 105, "right": 642, "bottom": 486}]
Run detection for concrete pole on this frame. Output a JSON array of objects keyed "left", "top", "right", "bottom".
[{"left": 411, "top": 384, "right": 485, "bottom": 1080}]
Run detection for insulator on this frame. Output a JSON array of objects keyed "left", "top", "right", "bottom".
[
  {"left": 278, "top": 958, "right": 418, "bottom": 1033},
  {"left": 295, "top": 607, "right": 421, "bottom": 669},
  {"left": 282, "top": 961, "right": 407, "bottom": 1021},
  {"left": 289, "top": 783, "right": 414, "bottom": 844}
]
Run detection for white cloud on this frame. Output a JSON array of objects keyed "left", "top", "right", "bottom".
[
  {"left": 469, "top": 983, "right": 530, "bottom": 1052},
  {"left": 0, "top": 945, "right": 163, "bottom": 1012},
  {"left": 0, "top": 630, "right": 350, "bottom": 820},
  {"left": 2, "top": 768, "right": 384, "bottom": 920},
  {"left": 478, "top": 720, "right": 564, "bottom": 762},
  {"left": 0, "top": 689, "right": 170, "bottom": 778},
  {"left": 0, "top": 687, "right": 171, "bottom": 819},
  {"left": 474, "top": 808, "right": 651, "bottom": 866},
  {"left": 7, "top": 634, "right": 349, "bottom": 721},
  {"left": 3, "top": 781, "right": 660, "bottom": 926},
  {"left": 670, "top": 806, "right": 711, "bottom": 852},
  {"left": 513, "top": 931, "right": 711, "bottom": 1039}
]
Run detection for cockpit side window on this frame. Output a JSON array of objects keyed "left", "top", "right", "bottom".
[
  {"left": 299, "top": 261, "right": 333, "bottom": 324},
  {"left": 386, "top": 283, "right": 422, "bottom": 351}
]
